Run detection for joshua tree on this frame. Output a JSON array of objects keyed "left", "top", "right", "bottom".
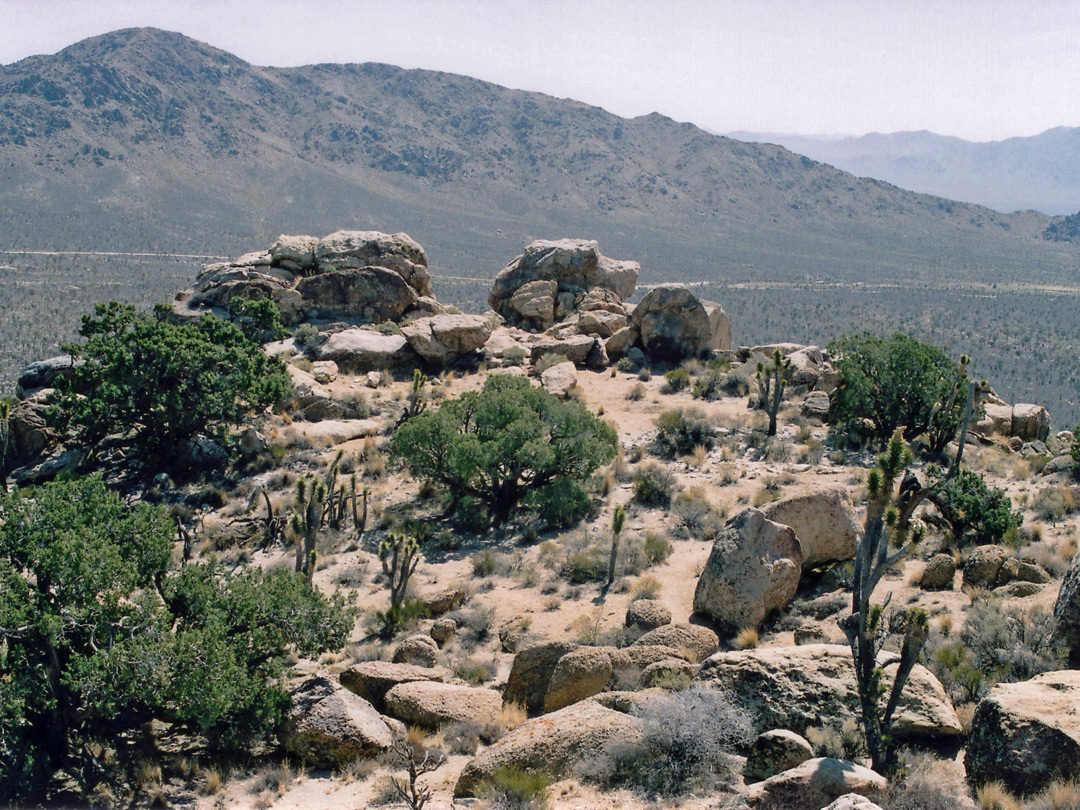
[
  {"left": 396, "top": 369, "right": 429, "bottom": 428},
  {"left": 292, "top": 477, "right": 326, "bottom": 582},
  {"left": 606, "top": 505, "right": 627, "bottom": 588},
  {"left": 379, "top": 530, "right": 422, "bottom": 616},
  {"left": 755, "top": 349, "right": 790, "bottom": 437}
]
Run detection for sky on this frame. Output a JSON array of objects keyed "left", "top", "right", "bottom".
[{"left": 2, "top": 0, "right": 1078, "bottom": 142}]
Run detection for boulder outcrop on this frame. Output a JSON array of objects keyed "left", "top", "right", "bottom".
[
  {"left": 693, "top": 509, "right": 802, "bottom": 636},
  {"left": 383, "top": 681, "right": 502, "bottom": 729},
  {"left": 746, "top": 758, "right": 888, "bottom": 810},
  {"left": 339, "top": 661, "right": 455, "bottom": 711},
  {"left": 696, "top": 644, "right": 963, "bottom": 741},
  {"left": 1055, "top": 551, "right": 1080, "bottom": 660},
  {"left": 761, "top": 486, "right": 861, "bottom": 570},
  {"left": 744, "top": 729, "right": 815, "bottom": 782},
  {"left": 400, "top": 314, "right": 492, "bottom": 366},
  {"left": 630, "top": 624, "right": 720, "bottom": 663},
  {"left": 966, "top": 670, "right": 1080, "bottom": 795},
  {"left": 505, "top": 640, "right": 579, "bottom": 714},
  {"left": 630, "top": 285, "right": 713, "bottom": 361},
  {"left": 280, "top": 677, "right": 395, "bottom": 766}
]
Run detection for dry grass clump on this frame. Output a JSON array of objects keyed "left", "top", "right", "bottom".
[
  {"left": 631, "top": 574, "right": 663, "bottom": 600},
  {"left": 976, "top": 781, "right": 1021, "bottom": 810},
  {"left": 1025, "top": 780, "right": 1080, "bottom": 810},
  {"left": 732, "top": 627, "right": 759, "bottom": 650},
  {"left": 884, "top": 751, "right": 975, "bottom": 809}
]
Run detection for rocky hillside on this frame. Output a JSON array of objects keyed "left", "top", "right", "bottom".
[
  {"left": 4, "top": 231, "right": 1079, "bottom": 810},
  {"left": 1, "top": 27, "right": 1078, "bottom": 286}
]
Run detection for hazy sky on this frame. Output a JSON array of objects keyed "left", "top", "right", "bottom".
[{"left": 2, "top": 0, "right": 1077, "bottom": 141}]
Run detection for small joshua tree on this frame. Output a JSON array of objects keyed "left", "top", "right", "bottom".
[
  {"left": 396, "top": 369, "right": 429, "bottom": 428},
  {"left": 756, "top": 349, "right": 790, "bottom": 437},
  {"left": 292, "top": 477, "right": 326, "bottom": 582},
  {"left": 379, "top": 530, "right": 422, "bottom": 617},
  {"left": 607, "top": 505, "right": 627, "bottom": 589}
]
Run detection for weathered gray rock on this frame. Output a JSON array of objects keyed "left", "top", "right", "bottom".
[
  {"left": 315, "top": 230, "right": 432, "bottom": 298},
  {"left": 392, "top": 635, "right": 440, "bottom": 668},
  {"left": 296, "top": 266, "right": 419, "bottom": 323},
  {"left": 576, "top": 309, "right": 627, "bottom": 338},
  {"left": 746, "top": 759, "right": 887, "bottom": 810},
  {"left": 454, "top": 699, "right": 643, "bottom": 797},
  {"left": 631, "top": 624, "right": 719, "bottom": 664},
  {"left": 417, "top": 586, "right": 468, "bottom": 616},
  {"left": 966, "top": 670, "right": 1080, "bottom": 795},
  {"left": 622, "top": 644, "right": 692, "bottom": 670},
  {"left": 579, "top": 287, "right": 626, "bottom": 315},
  {"left": 605, "top": 325, "right": 639, "bottom": 359},
  {"left": 702, "top": 301, "right": 732, "bottom": 351},
  {"left": 507, "top": 280, "right": 558, "bottom": 331},
  {"left": 1055, "top": 551, "right": 1080, "bottom": 659},
  {"left": 977, "top": 402, "right": 1052, "bottom": 441},
  {"left": 315, "top": 328, "right": 418, "bottom": 372},
  {"left": 544, "top": 647, "right": 616, "bottom": 712},
  {"left": 280, "top": 677, "right": 394, "bottom": 766},
  {"left": 625, "top": 599, "right": 672, "bottom": 631},
  {"left": 696, "top": 644, "right": 962, "bottom": 741},
  {"left": 640, "top": 659, "right": 697, "bottom": 688},
  {"left": 802, "top": 390, "right": 832, "bottom": 420},
  {"left": 529, "top": 334, "right": 602, "bottom": 366},
  {"left": 430, "top": 618, "right": 457, "bottom": 646},
  {"left": 693, "top": 509, "right": 803, "bottom": 636},
  {"left": 488, "top": 239, "right": 639, "bottom": 328},
  {"left": 339, "top": 661, "right": 455, "bottom": 711},
  {"left": 16, "top": 355, "right": 81, "bottom": 398},
  {"left": 505, "top": 641, "right": 579, "bottom": 713},
  {"left": 540, "top": 361, "right": 578, "bottom": 398},
  {"left": 920, "top": 554, "right": 957, "bottom": 590},
  {"left": 8, "top": 389, "right": 56, "bottom": 464},
  {"left": 820, "top": 796, "right": 886, "bottom": 810},
  {"left": 631, "top": 285, "right": 713, "bottom": 361},
  {"left": 383, "top": 681, "right": 502, "bottom": 729},
  {"left": 744, "top": 729, "right": 815, "bottom": 782},
  {"left": 400, "top": 314, "right": 493, "bottom": 366},
  {"left": 269, "top": 234, "right": 319, "bottom": 271},
  {"left": 498, "top": 616, "right": 533, "bottom": 653},
  {"left": 761, "top": 486, "right": 861, "bottom": 570}
]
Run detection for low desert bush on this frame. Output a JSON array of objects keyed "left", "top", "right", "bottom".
[
  {"left": 532, "top": 353, "right": 569, "bottom": 377},
  {"left": 661, "top": 367, "right": 691, "bottom": 394},
  {"left": 477, "top": 766, "right": 552, "bottom": 810},
  {"left": 654, "top": 408, "right": 715, "bottom": 457},
  {"left": 643, "top": 532, "right": 674, "bottom": 565},
  {"left": 672, "top": 486, "right": 724, "bottom": 539},
  {"left": 884, "top": 751, "right": 976, "bottom": 810},
  {"left": 632, "top": 463, "right": 678, "bottom": 507},
  {"left": 631, "top": 574, "right": 663, "bottom": 600},
  {"left": 587, "top": 686, "right": 754, "bottom": 797},
  {"left": 442, "top": 719, "right": 507, "bottom": 755},
  {"left": 1032, "top": 483, "right": 1078, "bottom": 524},
  {"left": 805, "top": 718, "right": 866, "bottom": 762},
  {"left": 626, "top": 382, "right": 646, "bottom": 401}
]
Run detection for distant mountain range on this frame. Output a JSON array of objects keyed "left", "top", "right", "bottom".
[
  {"left": 728, "top": 128, "right": 1080, "bottom": 216},
  {"left": 1, "top": 27, "right": 1078, "bottom": 288}
]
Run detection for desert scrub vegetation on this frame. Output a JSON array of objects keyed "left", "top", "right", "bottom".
[
  {"left": 46, "top": 301, "right": 291, "bottom": 471},
  {"left": 653, "top": 407, "right": 716, "bottom": 457},
  {"left": 477, "top": 765, "right": 552, "bottom": 810},
  {"left": 632, "top": 462, "right": 678, "bottom": 507},
  {"left": 391, "top": 373, "right": 617, "bottom": 527},
  {"left": 0, "top": 475, "right": 354, "bottom": 803},
  {"left": 932, "top": 468, "right": 1022, "bottom": 547},
  {"left": 586, "top": 686, "right": 754, "bottom": 798}
]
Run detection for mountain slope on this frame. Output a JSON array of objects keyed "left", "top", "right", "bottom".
[
  {"left": 2, "top": 27, "right": 1078, "bottom": 287},
  {"left": 730, "top": 128, "right": 1080, "bottom": 216}
]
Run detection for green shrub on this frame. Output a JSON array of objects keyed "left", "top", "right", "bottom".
[
  {"left": 644, "top": 532, "right": 674, "bottom": 565},
  {"left": 672, "top": 487, "right": 723, "bottom": 539},
  {"left": 561, "top": 546, "right": 607, "bottom": 584},
  {"left": 524, "top": 477, "right": 591, "bottom": 529},
  {"left": 533, "top": 352, "right": 569, "bottom": 377},
  {"left": 661, "top": 368, "right": 691, "bottom": 394},
  {"left": 471, "top": 549, "right": 498, "bottom": 578},
  {"left": 292, "top": 322, "right": 321, "bottom": 346},
  {"left": 654, "top": 408, "right": 715, "bottom": 458},
  {"left": 452, "top": 495, "right": 492, "bottom": 533},
  {"left": 829, "top": 333, "right": 968, "bottom": 452},
  {"left": 477, "top": 766, "right": 552, "bottom": 810},
  {"left": 47, "top": 302, "right": 291, "bottom": 466},
  {"left": 392, "top": 375, "right": 617, "bottom": 526},
  {"left": 632, "top": 463, "right": 678, "bottom": 507},
  {"left": 931, "top": 469, "right": 1021, "bottom": 547}
]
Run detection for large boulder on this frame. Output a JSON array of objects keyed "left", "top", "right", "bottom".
[
  {"left": 454, "top": 699, "right": 643, "bottom": 797},
  {"left": 315, "top": 230, "right": 433, "bottom": 298},
  {"left": 977, "top": 402, "right": 1052, "bottom": 441},
  {"left": 702, "top": 301, "right": 732, "bottom": 351},
  {"left": 488, "top": 239, "right": 639, "bottom": 328},
  {"left": 692, "top": 509, "right": 803, "bottom": 636},
  {"left": 15, "top": 355, "right": 81, "bottom": 398},
  {"left": 630, "top": 624, "right": 719, "bottom": 663},
  {"left": 746, "top": 758, "right": 888, "bottom": 810},
  {"left": 625, "top": 599, "right": 672, "bottom": 632},
  {"left": 744, "top": 729, "right": 815, "bottom": 782},
  {"left": 921, "top": 554, "right": 958, "bottom": 590},
  {"left": 631, "top": 285, "right": 713, "bottom": 361},
  {"left": 505, "top": 641, "right": 579, "bottom": 714},
  {"left": 383, "top": 681, "right": 502, "bottom": 729},
  {"left": 962, "top": 544, "right": 1010, "bottom": 588},
  {"left": 761, "top": 486, "right": 861, "bottom": 570},
  {"left": 966, "top": 670, "right": 1080, "bottom": 795},
  {"left": 543, "top": 647, "right": 616, "bottom": 712},
  {"left": 507, "top": 280, "right": 558, "bottom": 331},
  {"left": 269, "top": 234, "right": 319, "bottom": 271},
  {"left": 339, "top": 661, "right": 455, "bottom": 711},
  {"left": 295, "top": 266, "right": 418, "bottom": 323},
  {"left": 315, "top": 328, "right": 418, "bottom": 372},
  {"left": 539, "top": 361, "right": 578, "bottom": 398},
  {"left": 400, "top": 314, "right": 492, "bottom": 366},
  {"left": 1055, "top": 551, "right": 1080, "bottom": 661},
  {"left": 8, "top": 390, "right": 57, "bottom": 465},
  {"left": 696, "top": 644, "right": 962, "bottom": 741},
  {"left": 392, "top": 635, "right": 440, "bottom": 668},
  {"left": 821, "top": 796, "right": 886, "bottom": 810},
  {"left": 280, "top": 677, "right": 395, "bottom": 766}
]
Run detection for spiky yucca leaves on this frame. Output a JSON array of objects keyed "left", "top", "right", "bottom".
[
  {"left": 755, "top": 348, "right": 791, "bottom": 437},
  {"left": 379, "top": 530, "right": 422, "bottom": 616},
  {"left": 292, "top": 477, "right": 326, "bottom": 582}
]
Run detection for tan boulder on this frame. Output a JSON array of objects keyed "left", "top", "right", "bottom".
[
  {"left": 631, "top": 624, "right": 719, "bottom": 663},
  {"left": 383, "top": 681, "right": 502, "bottom": 729},
  {"left": 295, "top": 266, "right": 418, "bottom": 324},
  {"left": 315, "top": 230, "right": 432, "bottom": 297},
  {"left": 920, "top": 554, "right": 957, "bottom": 590},
  {"left": 963, "top": 544, "right": 1009, "bottom": 588},
  {"left": 417, "top": 586, "right": 468, "bottom": 616},
  {"left": 543, "top": 647, "right": 616, "bottom": 712},
  {"left": 622, "top": 644, "right": 692, "bottom": 670},
  {"left": 631, "top": 285, "right": 713, "bottom": 361},
  {"left": 540, "top": 361, "right": 578, "bottom": 398},
  {"left": 625, "top": 599, "right": 672, "bottom": 631},
  {"left": 315, "top": 328, "right": 418, "bottom": 372},
  {"left": 505, "top": 641, "right": 579, "bottom": 713},
  {"left": 692, "top": 509, "right": 803, "bottom": 636},
  {"left": 339, "top": 661, "right": 455, "bottom": 711},
  {"left": 454, "top": 699, "right": 643, "bottom": 797},
  {"left": 400, "top": 314, "right": 493, "bottom": 366},
  {"left": 966, "top": 670, "right": 1080, "bottom": 795},
  {"left": 577, "top": 309, "right": 627, "bottom": 338},
  {"left": 280, "top": 677, "right": 394, "bottom": 766},
  {"left": 1056, "top": 551, "right": 1080, "bottom": 659},
  {"left": 820, "top": 796, "right": 886, "bottom": 810},
  {"left": 696, "top": 644, "right": 962, "bottom": 741},
  {"left": 269, "top": 234, "right": 319, "bottom": 271},
  {"left": 579, "top": 287, "right": 626, "bottom": 315},
  {"left": 392, "top": 635, "right": 440, "bottom": 668},
  {"left": 640, "top": 659, "right": 697, "bottom": 688},
  {"left": 746, "top": 758, "right": 887, "bottom": 810},
  {"left": 761, "top": 486, "right": 861, "bottom": 570}
]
